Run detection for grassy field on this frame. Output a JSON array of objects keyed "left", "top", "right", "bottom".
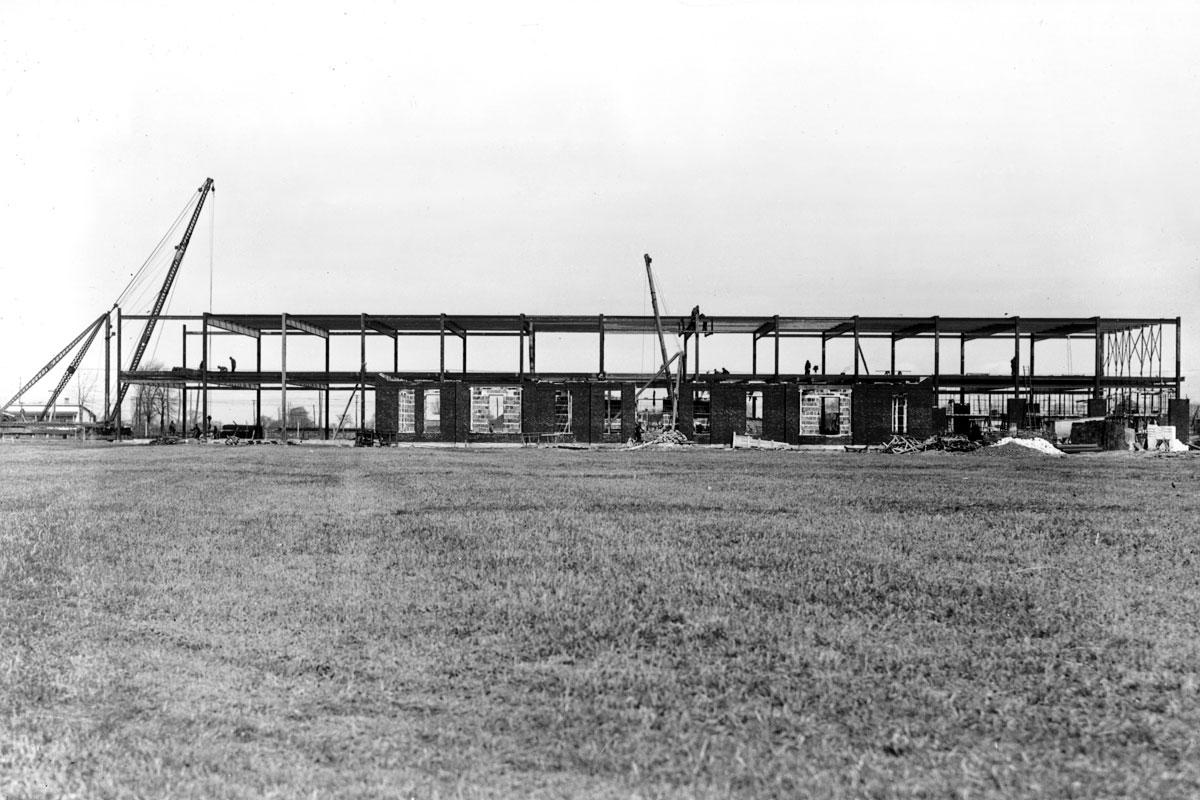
[{"left": 2, "top": 442, "right": 1199, "bottom": 799}]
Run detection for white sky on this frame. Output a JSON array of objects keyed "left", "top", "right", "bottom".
[{"left": 2, "top": 0, "right": 1198, "bottom": 410}]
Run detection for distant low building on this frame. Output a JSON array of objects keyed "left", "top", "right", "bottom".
[{"left": 1, "top": 401, "right": 98, "bottom": 425}]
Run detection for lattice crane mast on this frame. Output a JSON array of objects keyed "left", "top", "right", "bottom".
[
  {"left": 0, "top": 313, "right": 108, "bottom": 418},
  {"left": 108, "top": 177, "right": 213, "bottom": 421}
]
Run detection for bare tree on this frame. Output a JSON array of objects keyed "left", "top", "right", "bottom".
[{"left": 130, "top": 363, "right": 179, "bottom": 436}]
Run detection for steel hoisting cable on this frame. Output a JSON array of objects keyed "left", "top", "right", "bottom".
[
  {"left": 113, "top": 189, "right": 197, "bottom": 308},
  {"left": 208, "top": 189, "right": 215, "bottom": 313}
]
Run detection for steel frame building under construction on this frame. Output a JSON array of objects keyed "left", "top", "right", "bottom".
[
  {"left": 110, "top": 310, "right": 1187, "bottom": 445},
  {"left": 1, "top": 179, "right": 1188, "bottom": 444}
]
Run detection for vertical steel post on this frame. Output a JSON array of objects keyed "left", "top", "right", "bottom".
[
  {"left": 439, "top": 314, "right": 446, "bottom": 381},
  {"left": 1029, "top": 335, "right": 1036, "bottom": 403},
  {"left": 890, "top": 336, "right": 896, "bottom": 376},
  {"left": 959, "top": 336, "right": 966, "bottom": 404},
  {"left": 853, "top": 316, "right": 860, "bottom": 379},
  {"left": 201, "top": 313, "right": 208, "bottom": 438},
  {"left": 104, "top": 312, "right": 112, "bottom": 429},
  {"left": 519, "top": 314, "right": 526, "bottom": 379},
  {"left": 1176, "top": 316, "right": 1182, "bottom": 397},
  {"left": 1093, "top": 317, "right": 1103, "bottom": 400},
  {"left": 323, "top": 336, "right": 330, "bottom": 440},
  {"left": 692, "top": 308, "right": 700, "bottom": 381},
  {"left": 933, "top": 316, "right": 941, "bottom": 399},
  {"left": 359, "top": 314, "right": 367, "bottom": 431},
  {"left": 280, "top": 314, "right": 288, "bottom": 443},
  {"left": 598, "top": 314, "right": 605, "bottom": 376},
  {"left": 773, "top": 315, "right": 780, "bottom": 380},
  {"left": 255, "top": 335, "right": 262, "bottom": 434},
  {"left": 1013, "top": 319, "right": 1021, "bottom": 397},
  {"left": 181, "top": 324, "right": 188, "bottom": 427},
  {"left": 528, "top": 322, "right": 535, "bottom": 376},
  {"left": 820, "top": 334, "right": 826, "bottom": 375},
  {"left": 751, "top": 334, "right": 757, "bottom": 376}
]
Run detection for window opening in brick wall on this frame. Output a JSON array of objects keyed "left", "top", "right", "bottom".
[
  {"left": 694, "top": 389, "right": 711, "bottom": 435},
  {"left": 424, "top": 392, "right": 441, "bottom": 426},
  {"left": 891, "top": 395, "right": 908, "bottom": 434},
  {"left": 470, "top": 386, "right": 522, "bottom": 434},
  {"left": 397, "top": 389, "right": 415, "bottom": 434},
  {"left": 819, "top": 396, "right": 841, "bottom": 435},
  {"left": 746, "top": 391, "right": 763, "bottom": 437},
  {"left": 604, "top": 389, "right": 622, "bottom": 434},
  {"left": 637, "top": 387, "right": 670, "bottom": 431},
  {"left": 554, "top": 390, "right": 572, "bottom": 432}
]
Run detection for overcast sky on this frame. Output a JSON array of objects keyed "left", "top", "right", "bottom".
[{"left": 2, "top": 1, "right": 1197, "bottom": 407}]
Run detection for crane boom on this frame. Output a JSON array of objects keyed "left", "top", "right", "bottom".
[
  {"left": 40, "top": 315, "right": 106, "bottom": 420},
  {"left": 109, "top": 178, "right": 213, "bottom": 421},
  {"left": 1, "top": 313, "right": 108, "bottom": 417}
]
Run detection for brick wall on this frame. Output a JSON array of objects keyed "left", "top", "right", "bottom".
[
  {"left": 375, "top": 387, "right": 398, "bottom": 439},
  {"left": 851, "top": 383, "right": 934, "bottom": 445}
]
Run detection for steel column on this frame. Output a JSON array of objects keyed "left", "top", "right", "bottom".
[
  {"left": 1093, "top": 317, "right": 1103, "bottom": 399},
  {"left": 280, "top": 314, "right": 288, "bottom": 443},
  {"left": 853, "top": 316, "right": 860, "bottom": 379},
  {"left": 256, "top": 335, "right": 263, "bottom": 435},
  {"left": 181, "top": 324, "right": 188, "bottom": 427},
  {"left": 1176, "top": 316, "right": 1182, "bottom": 397},
  {"left": 104, "top": 313, "right": 112, "bottom": 431},
  {"left": 774, "top": 315, "right": 780, "bottom": 380},
  {"left": 933, "top": 316, "right": 940, "bottom": 397},
  {"left": 598, "top": 314, "right": 605, "bottom": 376},
  {"left": 359, "top": 314, "right": 367, "bottom": 430},
  {"left": 323, "top": 337, "right": 330, "bottom": 440},
  {"left": 439, "top": 314, "right": 445, "bottom": 381}
]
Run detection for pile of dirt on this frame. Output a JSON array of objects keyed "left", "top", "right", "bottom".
[{"left": 978, "top": 436, "right": 1066, "bottom": 458}]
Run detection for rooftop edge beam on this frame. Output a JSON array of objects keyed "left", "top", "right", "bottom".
[
  {"left": 1031, "top": 322, "right": 1097, "bottom": 342},
  {"left": 207, "top": 315, "right": 261, "bottom": 339}
]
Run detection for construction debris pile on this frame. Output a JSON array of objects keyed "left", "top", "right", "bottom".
[
  {"left": 628, "top": 429, "right": 692, "bottom": 450},
  {"left": 881, "top": 435, "right": 981, "bottom": 454}
]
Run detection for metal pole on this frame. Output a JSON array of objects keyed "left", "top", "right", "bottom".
[
  {"left": 519, "top": 314, "right": 526, "bottom": 379},
  {"left": 1093, "top": 317, "right": 1103, "bottom": 400},
  {"left": 439, "top": 313, "right": 446, "bottom": 381},
  {"left": 280, "top": 314, "right": 288, "bottom": 443},
  {"left": 598, "top": 314, "right": 605, "bottom": 376}
]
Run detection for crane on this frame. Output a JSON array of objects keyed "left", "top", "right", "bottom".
[
  {"left": 0, "top": 313, "right": 108, "bottom": 419},
  {"left": 108, "top": 177, "right": 214, "bottom": 421}
]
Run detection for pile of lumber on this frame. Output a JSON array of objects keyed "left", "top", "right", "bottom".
[{"left": 882, "top": 434, "right": 981, "bottom": 454}]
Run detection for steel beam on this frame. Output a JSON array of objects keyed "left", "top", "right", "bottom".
[{"left": 208, "top": 316, "right": 261, "bottom": 339}]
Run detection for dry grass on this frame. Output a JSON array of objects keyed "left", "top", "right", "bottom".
[{"left": 2, "top": 442, "right": 1199, "bottom": 798}]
